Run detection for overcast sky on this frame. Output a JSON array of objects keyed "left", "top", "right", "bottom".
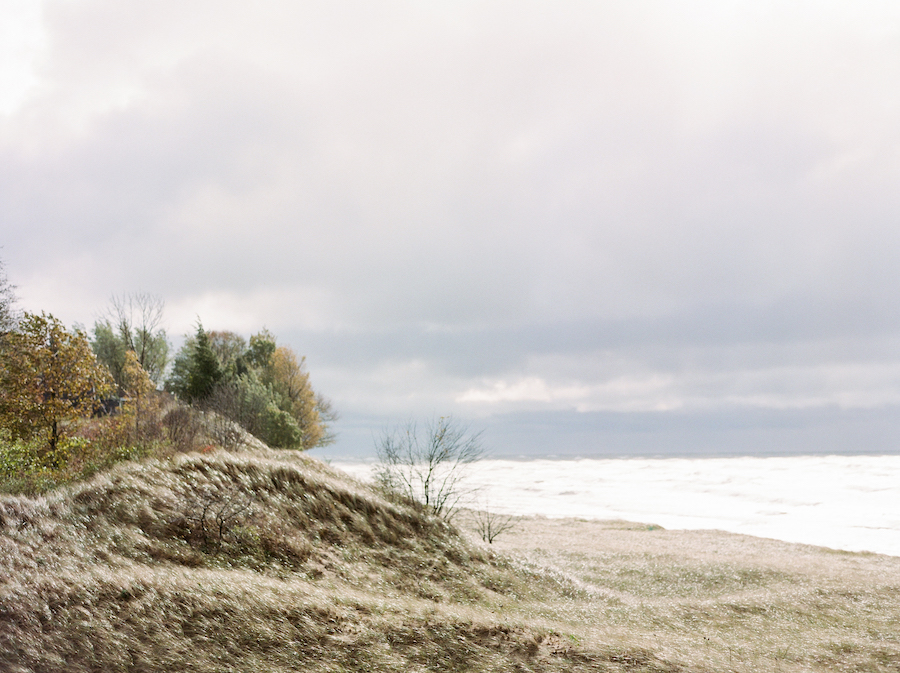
[{"left": 3, "top": 1, "right": 900, "bottom": 456}]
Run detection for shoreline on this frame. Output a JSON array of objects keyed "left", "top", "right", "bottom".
[{"left": 332, "top": 455, "right": 900, "bottom": 557}]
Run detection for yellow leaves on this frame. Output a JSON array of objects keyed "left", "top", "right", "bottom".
[
  {"left": 0, "top": 312, "right": 114, "bottom": 450},
  {"left": 268, "top": 346, "right": 310, "bottom": 402},
  {"left": 265, "top": 345, "right": 322, "bottom": 450},
  {"left": 123, "top": 349, "right": 155, "bottom": 399},
  {"left": 116, "top": 349, "right": 164, "bottom": 446}
]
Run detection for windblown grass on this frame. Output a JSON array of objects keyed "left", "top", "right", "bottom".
[
  {"left": 0, "top": 440, "right": 620, "bottom": 672},
  {"left": 2, "top": 434, "right": 898, "bottom": 671},
  {"left": 453, "top": 513, "right": 900, "bottom": 672}
]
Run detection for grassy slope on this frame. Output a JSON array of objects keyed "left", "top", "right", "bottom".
[
  {"left": 1, "top": 442, "right": 898, "bottom": 672},
  {"left": 0, "top": 443, "right": 661, "bottom": 673}
]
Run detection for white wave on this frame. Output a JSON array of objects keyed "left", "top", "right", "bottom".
[{"left": 333, "top": 454, "right": 900, "bottom": 557}]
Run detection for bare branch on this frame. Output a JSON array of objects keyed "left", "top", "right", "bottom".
[
  {"left": 374, "top": 416, "right": 484, "bottom": 520},
  {"left": 104, "top": 292, "right": 169, "bottom": 383},
  {"left": 474, "top": 505, "right": 517, "bottom": 544},
  {"left": 0, "top": 256, "right": 19, "bottom": 333}
]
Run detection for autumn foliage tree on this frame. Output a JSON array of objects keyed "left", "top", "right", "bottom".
[
  {"left": 0, "top": 312, "right": 114, "bottom": 464},
  {"left": 120, "top": 349, "right": 162, "bottom": 443},
  {"left": 263, "top": 346, "right": 326, "bottom": 448},
  {"left": 166, "top": 326, "right": 335, "bottom": 450}
]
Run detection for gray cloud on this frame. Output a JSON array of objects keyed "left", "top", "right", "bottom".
[{"left": 2, "top": 1, "right": 900, "bottom": 454}]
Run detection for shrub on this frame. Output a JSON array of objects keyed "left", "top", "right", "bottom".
[{"left": 374, "top": 416, "right": 484, "bottom": 520}]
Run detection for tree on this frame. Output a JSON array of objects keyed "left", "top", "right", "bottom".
[
  {"left": 166, "top": 322, "right": 228, "bottom": 403},
  {"left": 374, "top": 417, "right": 484, "bottom": 520},
  {"left": 207, "top": 331, "right": 247, "bottom": 378},
  {"left": 164, "top": 334, "right": 195, "bottom": 399},
  {"left": 202, "top": 372, "right": 277, "bottom": 448},
  {"left": 262, "top": 346, "right": 324, "bottom": 449},
  {"left": 91, "top": 321, "right": 128, "bottom": 392},
  {"left": 165, "top": 324, "right": 336, "bottom": 450},
  {"left": 0, "top": 257, "right": 19, "bottom": 333},
  {"left": 186, "top": 323, "right": 224, "bottom": 402},
  {"left": 0, "top": 312, "right": 114, "bottom": 462},
  {"left": 245, "top": 330, "right": 276, "bottom": 369},
  {"left": 91, "top": 292, "right": 170, "bottom": 390},
  {"left": 120, "top": 349, "right": 160, "bottom": 442}
]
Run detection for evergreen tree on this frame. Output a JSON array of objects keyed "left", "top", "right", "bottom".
[
  {"left": 186, "top": 324, "right": 223, "bottom": 402},
  {"left": 165, "top": 323, "right": 335, "bottom": 449}
]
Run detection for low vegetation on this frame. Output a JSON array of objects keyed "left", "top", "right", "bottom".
[
  {"left": 455, "top": 514, "right": 900, "bottom": 672},
  {"left": 0, "top": 434, "right": 598, "bottom": 672}
]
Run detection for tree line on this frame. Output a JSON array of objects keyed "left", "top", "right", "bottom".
[
  {"left": 1, "top": 259, "right": 507, "bottom": 539},
  {"left": 0, "top": 258, "right": 335, "bottom": 489}
]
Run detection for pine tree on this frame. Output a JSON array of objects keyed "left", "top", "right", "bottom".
[{"left": 186, "top": 324, "right": 223, "bottom": 402}]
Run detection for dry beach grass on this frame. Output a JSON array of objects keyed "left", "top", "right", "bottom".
[
  {"left": 0, "top": 435, "right": 898, "bottom": 671},
  {"left": 454, "top": 513, "right": 900, "bottom": 671}
]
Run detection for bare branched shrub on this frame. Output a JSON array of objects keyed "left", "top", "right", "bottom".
[
  {"left": 474, "top": 506, "right": 517, "bottom": 544},
  {"left": 201, "top": 380, "right": 266, "bottom": 450},
  {"left": 0, "top": 255, "right": 19, "bottom": 332},
  {"left": 205, "top": 410, "right": 246, "bottom": 451},
  {"left": 182, "top": 486, "right": 253, "bottom": 554},
  {"left": 374, "top": 417, "right": 483, "bottom": 520},
  {"left": 162, "top": 405, "right": 203, "bottom": 452}
]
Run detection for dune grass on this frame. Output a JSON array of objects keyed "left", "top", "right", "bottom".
[
  {"left": 0, "top": 443, "right": 603, "bottom": 672},
  {"left": 1, "top": 432, "right": 898, "bottom": 671},
  {"left": 453, "top": 513, "right": 900, "bottom": 672}
]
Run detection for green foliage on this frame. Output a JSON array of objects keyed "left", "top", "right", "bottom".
[
  {"left": 167, "top": 325, "right": 335, "bottom": 450},
  {"left": 262, "top": 401, "right": 303, "bottom": 448},
  {"left": 207, "top": 330, "right": 247, "bottom": 377},
  {"left": 164, "top": 335, "right": 195, "bottom": 399},
  {"left": 90, "top": 293, "right": 170, "bottom": 389},
  {"left": 245, "top": 329, "right": 277, "bottom": 369},
  {"left": 91, "top": 320, "right": 128, "bottom": 390},
  {"left": 262, "top": 345, "right": 325, "bottom": 449},
  {"left": 187, "top": 324, "right": 223, "bottom": 401},
  {"left": 166, "top": 323, "right": 223, "bottom": 403},
  {"left": 0, "top": 316, "right": 171, "bottom": 493},
  {"left": 0, "top": 421, "right": 159, "bottom": 495},
  {"left": 0, "top": 430, "right": 55, "bottom": 480}
]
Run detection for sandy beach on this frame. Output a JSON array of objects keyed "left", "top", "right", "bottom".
[{"left": 454, "top": 512, "right": 900, "bottom": 671}]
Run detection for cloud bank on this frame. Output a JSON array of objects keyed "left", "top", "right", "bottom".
[{"left": 2, "top": 1, "right": 900, "bottom": 455}]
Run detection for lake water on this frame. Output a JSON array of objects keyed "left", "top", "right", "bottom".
[{"left": 332, "top": 454, "right": 900, "bottom": 557}]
